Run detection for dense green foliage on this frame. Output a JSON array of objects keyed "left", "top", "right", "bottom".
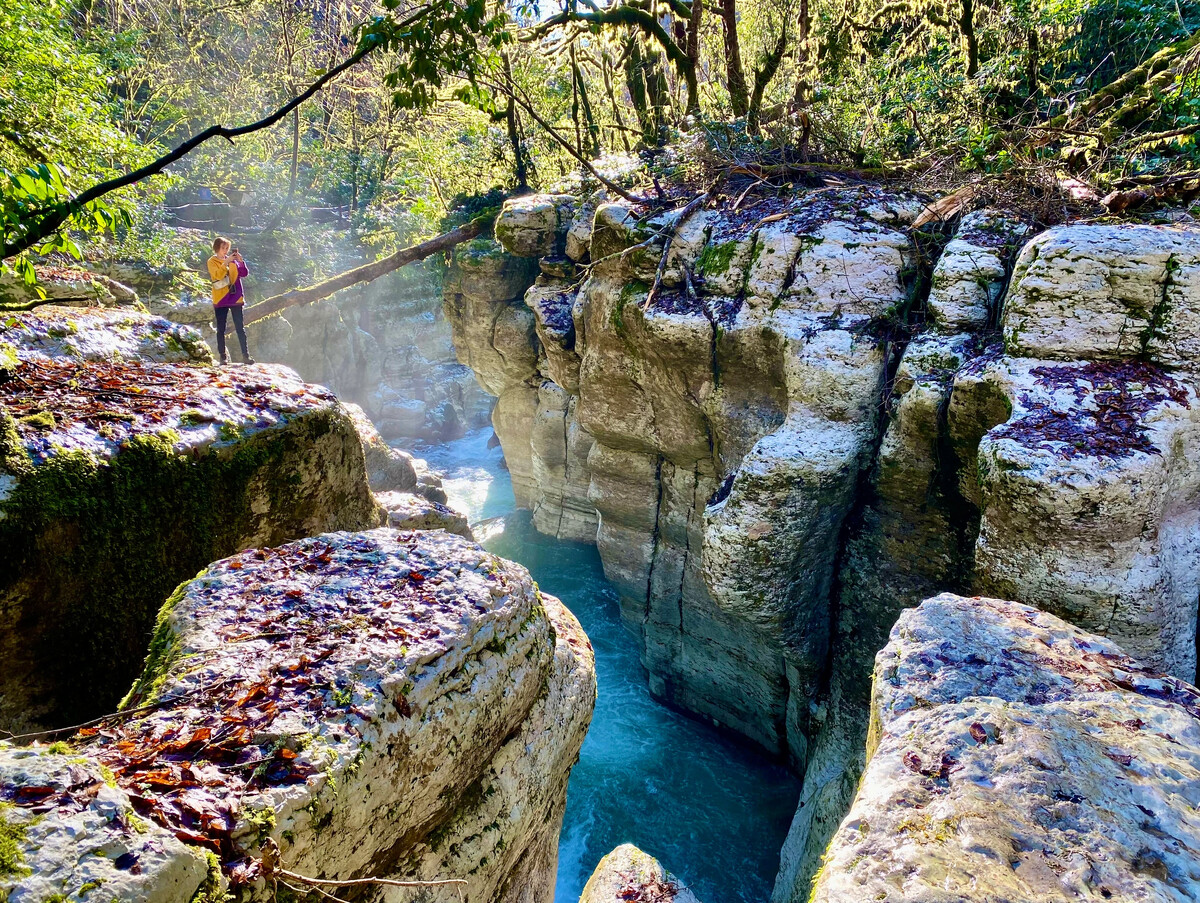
[{"left": 2, "top": 0, "right": 1199, "bottom": 282}]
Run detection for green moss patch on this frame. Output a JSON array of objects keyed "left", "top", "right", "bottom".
[
  {"left": 0, "top": 804, "right": 30, "bottom": 880},
  {"left": 0, "top": 408, "right": 367, "bottom": 728},
  {"left": 18, "top": 411, "right": 56, "bottom": 431},
  {"left": 697, "top": 240, "right": 739, "bottom": 278}
]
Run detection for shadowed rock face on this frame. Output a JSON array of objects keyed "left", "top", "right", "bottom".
[
  {"left": 445, "top": 187, "right": 1200, "bottom": 903},
  {"left": 0, "top": 308, "right": 382, "bottom": 732},
  {"left": 0, "top": 529, "right": 595, "bottom": 903},
  {"left": 811, "top": 593, "right": 1200, "bottom": 903}
]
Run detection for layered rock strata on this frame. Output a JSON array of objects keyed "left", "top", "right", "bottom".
[
  {"left": 0, "top": 308, "right": 381, "bottom": 732},
  {"left": 0, "top": 529, "right": 596, "bottom": 903},
  {"left": 779, "top": 219, "right": 1200, "bottom": 902},
  {"left": 579, "top": 845, "right": 703, "bottom": 903},
  {"left": 446, "top": 185, "right": 925, "bottom": 763},
  {"left": 812, "top": 592, "right": 1200, "bottom": 903},
  {"left": 445, "top": 187, "right": 1200, "bottom": 903}
]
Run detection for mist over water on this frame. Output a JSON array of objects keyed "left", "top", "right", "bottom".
[{"left": 411, "top": 429, "right": 801, "bottom": 903}]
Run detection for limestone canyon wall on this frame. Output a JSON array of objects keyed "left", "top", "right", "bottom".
[{"left": 442, "top": 184, "right": 1200, "bottom": 901}]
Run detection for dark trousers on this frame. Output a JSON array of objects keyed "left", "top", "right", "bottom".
[{"left": 215, "top": 304, "right": 249, "bottom": 361}]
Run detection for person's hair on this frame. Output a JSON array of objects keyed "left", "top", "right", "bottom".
[{"left": 212, "top": 236, "right": 231, "bottom": 253}]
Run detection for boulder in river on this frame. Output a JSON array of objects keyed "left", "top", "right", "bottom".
[
  {"left": 580, "top": 844, "right": 703, "bottom": 903},
  {"left": 376, "top": 489, "right": 473, "bottom": 538}
]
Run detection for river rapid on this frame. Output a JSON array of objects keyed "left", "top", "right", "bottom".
[{"left": 410, "top": 429, "right": 801, "bottom": 903}]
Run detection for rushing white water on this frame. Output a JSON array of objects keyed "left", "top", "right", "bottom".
[{"left": 410, "top": 429, "right": 801, "bottom": 903}]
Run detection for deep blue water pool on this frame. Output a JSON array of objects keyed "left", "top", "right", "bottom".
[{"left": 411, "top": 430, "right": 800, "bottom": 903}]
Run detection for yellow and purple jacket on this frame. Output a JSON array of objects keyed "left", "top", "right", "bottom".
[{"left": 208, "top": 255, "right": 249, "bottom": 308}]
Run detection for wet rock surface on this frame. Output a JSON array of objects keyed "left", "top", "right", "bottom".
[
  {"left": 0, "top": 308, "right": 381, "bottom": 732},
  {"left": 0, "top": 306, "right": 212, "bottom": 364},
  {"left": 812, "top": 592, "right": 1200, "bottom": 903},
  {"left": 579, "top": 844, "right": 703, "bottom": 903},
  {"left": 0, "top": 746, "right": 211, "bottom": 903},
  {"left": 0, "top": 528, "right": 596, "bottom": 903}
]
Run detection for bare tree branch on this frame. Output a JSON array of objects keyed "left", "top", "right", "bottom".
[{"left": 2, "top": 2, "right": 447, "bottom": 261}]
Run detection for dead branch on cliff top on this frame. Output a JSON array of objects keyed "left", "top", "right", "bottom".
[{"left": 643, "top": 176, "right": 724, "bottom": 312}]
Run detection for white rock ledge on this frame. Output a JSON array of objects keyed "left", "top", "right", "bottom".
[
  {"left": 0, "top": 528, "right": 596, "bottom": 903},
  {"left": 811, "top": 592, "right": 1200, "bottom": 903}
]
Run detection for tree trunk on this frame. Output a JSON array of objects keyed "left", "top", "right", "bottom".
[
  {"left": 624, "top": 35, "right": 656, "bottom": 144},
  {"left": 603, "top": 52, "right": 633, "bottom": 152},
  {"left": 574, "top": 49, "right": 602, "bottom": 157},
  {"left": 502, "top": 52, "right": 528, "bottom": 190},
  {"left": 748, "top": 26, "right": 788, "bottom": 134},
  {"left": 571, "top": 44, "right": 584, "bottom": 156},
  {"left": 261, "top": 108, "right": 301, "bottom": 234},
  {"left": 645, "top": 44, "right": 671, "bottom": 144},
  {"left": 685, "top": 0, "right": 703, "bottom": 113},
  {"left": 789, "top": 0, "right": 811, "bottom": 112},
  {"left": 959, "top": 0, "right": 978, "bottom": 79},
  {"left": 242, "top": 217, "right": 491, "bottom": 325},
  {"left": 720, "top": 0, "right": 749, "bottom": 117},
  {"left": 1026, "top": 26, "right": 1039, "bottom": 97}
]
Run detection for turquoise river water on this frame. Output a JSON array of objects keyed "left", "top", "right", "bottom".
[{"left": 412, "top": 429, "right": 801, "bottom": 903}]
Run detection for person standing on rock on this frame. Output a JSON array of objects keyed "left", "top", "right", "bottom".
[{"left": 207, "top": 236, "right": 255, "bottom": 365}]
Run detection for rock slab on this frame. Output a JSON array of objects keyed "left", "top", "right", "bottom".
[
  {"left": 811, "top": 592, "right": 1200, "bottom": 903},
  {"left": 0, "top": 308, "right": 382, "bottom": 732},
  {"left": 580, "top": 845, "right": 703, "bottom": 903},
  {"left": 1, "top": 529, "right": 596, "bottom": 903}
]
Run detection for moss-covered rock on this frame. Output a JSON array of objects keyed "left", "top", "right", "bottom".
[
  {"left": 1, "top": 529, "right": 595, "bottom": 903},
  {"left": 0, "top": 316, "right": 381, "bottom": 732}
]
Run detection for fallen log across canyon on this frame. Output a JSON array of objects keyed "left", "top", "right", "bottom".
[{"left": 241, "top": 215, "right": 493, "bottom": 325}]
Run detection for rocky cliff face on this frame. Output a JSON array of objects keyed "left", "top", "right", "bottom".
[
  {"left": 445, "top": 187, "right": 928, "bottom": 762},
  {"left": 0, "top": 528, "right": 596, "bottom": 903},
  {"left": 443, "top": 182, "right": 1200, "bottom": 901},
  {"left": 812, "top": 593, "right": 1200, "bottom": 903},
  {"left": 0, "top": 308, "right": 381, "bottom": 732}
]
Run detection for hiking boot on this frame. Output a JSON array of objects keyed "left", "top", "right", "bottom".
[
  {"left": 220, "top": 353, "right": 231, "bottom": 365},
  {"left": 242, "top": 356, "right": 256, "bottom": 365}
]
